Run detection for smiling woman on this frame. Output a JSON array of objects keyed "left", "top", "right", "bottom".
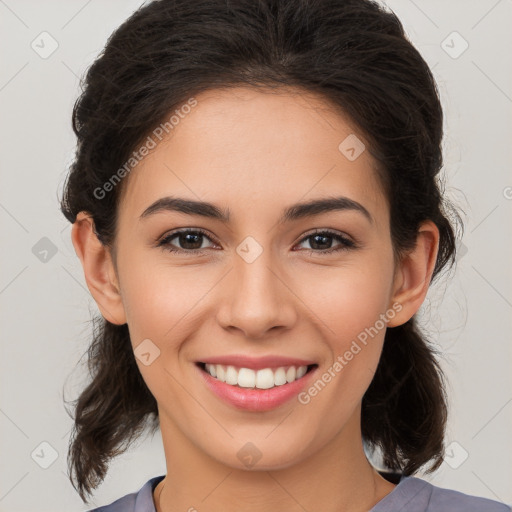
[{"left": 59, "top": 1, "right": 509, "bottom": 512}]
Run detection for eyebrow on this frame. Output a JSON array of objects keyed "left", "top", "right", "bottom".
[{"left": 139, "top": 195, "right": 373, "bottom": 225}]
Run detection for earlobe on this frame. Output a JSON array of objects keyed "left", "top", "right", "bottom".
[
  {"left": 386, "top": 220, "right": 439, "bottom": 327},
  {"left": 71, "top": 212, "right": 127, "bottom": 325}
]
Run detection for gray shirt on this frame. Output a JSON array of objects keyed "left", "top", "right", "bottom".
[{"left": 88, "top": 474, "right": 511, "bottom": 511}]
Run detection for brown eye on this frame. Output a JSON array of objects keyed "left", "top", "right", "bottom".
[
  {"left": 157, "top": 228, "right": 217, "bottom": 254},
  {"left": 295, "top": 230, "right": 356, "bottom": 254}
]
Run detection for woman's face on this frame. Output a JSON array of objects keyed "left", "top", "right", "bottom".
[{"left": 108, "top": 86, "right": 406, "bottom": 469}]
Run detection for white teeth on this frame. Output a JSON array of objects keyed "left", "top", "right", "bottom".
[
  {"left": 274, "top": 367, "right": 287, "bottom": 386},
  {"left": 216, "top": 364, "right": 225, "bottom": 382},
  {"left": 286, "top": 366, "right": 296, "bottom": 383},
  {"left": 256, "top": 368, "right": 274, "bottom": 389},
  {"left": 238, "top": 368, "right": 256, "bottom": 388},
  {"left": 296, "top": 366, "right": 307, "bottom": 378},
  {"left": 203, "top": 363, "right": 310, "bottom": 389},
  {"left": 225, "top": 365, "right": 238, "bottom": 385}
]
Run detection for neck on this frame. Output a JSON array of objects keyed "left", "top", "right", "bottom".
[{"left": 154, "top": 405, "right": 396, "bottom": 512}]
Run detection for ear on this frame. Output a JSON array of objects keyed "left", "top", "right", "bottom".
[
  {"left": 386, "top": 220, "right": 439, "bottom": 327},
  {"left": 71, "top": 211, "right": 127, "bottom": 325}
]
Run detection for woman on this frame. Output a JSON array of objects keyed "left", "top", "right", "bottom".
[{"left": 60, "top": 0, "right": 510, "bottom": 510}]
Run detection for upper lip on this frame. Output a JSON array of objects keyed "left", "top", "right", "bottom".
[{"left": 197, "top": 355, "right": 317, "bottom": 370}]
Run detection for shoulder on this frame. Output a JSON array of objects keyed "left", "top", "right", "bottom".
[
  {"left": 86, "top": 475, "right": 165, "bottom": 512},
  {"left": 385, "top": 476, "right": 511, "bottom": 512},
  {"left": 426, "top": 478, "right": 511, "bottom": 512},
  {"left": 86, "top": 492, "right": 136, "bottom": 512}
]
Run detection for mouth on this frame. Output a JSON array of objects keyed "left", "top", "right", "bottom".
[
  {"left": 196, "top": 362, "right": 318, "bottom": 390},
  {"left": 196, "top": 360, "right": 319, "bottom": 411}
]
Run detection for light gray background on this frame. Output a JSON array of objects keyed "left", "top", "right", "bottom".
[{"left": 0, "top": 1, "right": 511, "bottom": 510}]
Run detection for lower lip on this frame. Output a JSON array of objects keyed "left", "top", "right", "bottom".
[{"left": 196, "top": 363, "right": 318, "bottom": 412}]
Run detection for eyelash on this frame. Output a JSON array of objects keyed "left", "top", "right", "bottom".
[{"left": 156, "top": 228, "right": 357, "bottom": 256}]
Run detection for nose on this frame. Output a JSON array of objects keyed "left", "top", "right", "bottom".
[{"left": 216, "top": 244, "right": 298, "bottom": 340}]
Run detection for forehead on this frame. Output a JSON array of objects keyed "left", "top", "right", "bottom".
[{"left": 118, "top": 86, "right": 387, "bottom": 225}]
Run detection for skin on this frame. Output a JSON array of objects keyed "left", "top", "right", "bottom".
[{"left": 71, "top": 86, "right": 439, "bottom": 512}]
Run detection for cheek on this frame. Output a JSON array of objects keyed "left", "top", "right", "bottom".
[
  {"left": 118, "top": 250, "right": 211, "bottom": 344},
  {"left": 306, "top": 255, "right": 394, "bottom": 395},
  {"left": 309, "top": 258, "right": 394, "bottom": 339},
  {"left": 118, "top": 258, "right": 207, "bottom": 402},
  {"left": 320, "top": 282, "right": 389, "bottom": 383}
]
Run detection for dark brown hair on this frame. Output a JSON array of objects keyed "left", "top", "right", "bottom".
[{"left": 60, "top": 0, "right": 462, "bottom": 503}]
